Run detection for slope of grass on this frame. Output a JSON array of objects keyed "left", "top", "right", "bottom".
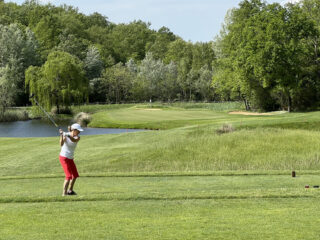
[
  {"left": 88, "top": 104, "right": 320, "bottom": 130},
  {"left": 1, "top": 126, "right": 320, "bottom": 176},
  {"left": 88, "top": 108, "right": 235, "bottom": 129}
]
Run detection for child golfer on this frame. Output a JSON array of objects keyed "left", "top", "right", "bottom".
[{"left": 59, "top": 123, "right": 83, "bottom": 196}]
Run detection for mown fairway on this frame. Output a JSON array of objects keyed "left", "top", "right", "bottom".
[{"left": 1, "top": 103, "right": 320, "bottom": 239}]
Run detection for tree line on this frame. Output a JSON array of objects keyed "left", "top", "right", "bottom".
[
  {"left": 0, "top": 0, "right": 320, "bottom": 113},
  {"left": 213, "top": 0, "right": 320, "bottom": 111},
  {"left": 0, "top": 0, "right": 215, "bottom": 114}
]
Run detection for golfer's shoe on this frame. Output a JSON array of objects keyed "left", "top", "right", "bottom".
[{"left": 67, "top": 190, "right": 77, "bottom": 195}]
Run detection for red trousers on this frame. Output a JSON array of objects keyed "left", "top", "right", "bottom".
[{"left": 59, "top": 155, "right": 79, "bottom": 180}]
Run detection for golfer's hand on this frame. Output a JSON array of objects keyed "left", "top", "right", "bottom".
[{"left": 59, "top": 129, "right": 63, "bottom": 135}]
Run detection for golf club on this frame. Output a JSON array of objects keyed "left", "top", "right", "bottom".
[{"left": 29, "top": 93, "right": 59, "bottom": 128}]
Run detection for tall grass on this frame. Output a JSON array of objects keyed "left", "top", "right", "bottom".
[
  {"left": 1, "top": 126, "right": 320, "bottom": 177},
  {"left": 86, "top": 127, "right": 320, "bottom": 173},
  {"left": 168, "top": 101, "right": 245, "bottom": 111},
  {"left": 0, "top": 109, "right": 29, "bottom": 122}
]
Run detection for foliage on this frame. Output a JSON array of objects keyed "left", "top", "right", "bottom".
[
  {"left": 0, "top": 0, "right": 320, "bottom": 111},
  {"left": 109, "top": 20, "right": 154, "bottom": 63},
  {"left": 102, "top": 63, "right": 135, "bottom": 103},
  {"left": 0, "top": 23, "right": 40, "bottom": 113},
  {"left": 84, "top": 46, "right": 104, "bottom": 80},
  {"left": 213, "top": 0, "right": 320, "bottom": 111},
  {"left": 25, "top": 51, "right": 88, "bottom": 112}
]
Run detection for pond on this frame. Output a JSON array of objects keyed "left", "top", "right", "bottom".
[{"left": 0, "top": 120, "right": 145, "bottom": 137}]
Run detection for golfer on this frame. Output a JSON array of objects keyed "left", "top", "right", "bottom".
[{"left": 59, "top": 123, "right": 83, "bottom": 196}]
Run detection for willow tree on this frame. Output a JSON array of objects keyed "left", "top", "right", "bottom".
[{"left": 26, "top": 51, "right": 88, "bottom": 113}]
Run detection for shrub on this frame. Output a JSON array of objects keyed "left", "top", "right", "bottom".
[
  {"left": 51, "top": 107, "right": 72, "bottom": 115},
  {"left": 0, "top": 110, "right": 29, "bottom": 122},
  {"left": 74, "top": 112, "right": 92, "bottom": 127},
  {"left": 216, "top": 123, "right": 235, "bottom": 135}
]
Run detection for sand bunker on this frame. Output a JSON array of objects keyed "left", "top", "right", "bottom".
[
  {"left": 229, "top": 111, "right": 287, "bottom": 116},
  {"left": 139, "top": 108, "right": 162, "bottom": 111}
]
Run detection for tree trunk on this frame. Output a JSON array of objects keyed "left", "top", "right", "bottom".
[
  {"left": 288, "top": 94, "right": 292, "bottom": 113},
  {"left": 245, "top": 99, "right": 250, "bottom": 111},
  {"left": 56, "top": 98, "right": 60, "bottom": 114},
  {"left": 241, "top": 94, "right": 250, "bottom": 111},
  {"left": 0, "top": 105, "right": 5, "bottom": 116}
]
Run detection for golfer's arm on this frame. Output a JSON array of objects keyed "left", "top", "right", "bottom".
[
  {"left": 68, "top": 136, "right": 80, "bottom": 143},
  {"left": 60, "top": 135, "right": 65, "bottom": 146}
]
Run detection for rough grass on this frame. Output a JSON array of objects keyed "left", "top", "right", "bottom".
[{"left": 1, "top": 127, "right": 320, "bottom": 176}]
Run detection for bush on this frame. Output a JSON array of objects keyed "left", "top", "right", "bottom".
[
  {"left": 74, "top": 112, "right": 92, "bottom": 127},
  {"left": 0, "top": 110, "right": 29, "bottom": 122},
  {"left": 51, "top": 107, "right": 72, "bottom": 115},
  {"left": 216, "top": 123, "right": 235, "bottom": 135}
]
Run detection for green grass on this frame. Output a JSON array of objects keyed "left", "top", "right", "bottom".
[
  {"left": 89, "top": 108, "right": 235, "bottom": 129},
  {"left": 72, "top": 101, "right": 245, "bottom": 114},
  {"left": 71, "top": 103, "right": 135, "bottom": 114},
  {"left": 1, "top": 174, "right": 320, "bottom": 202},
  {"left": 87, "top": 102, "right": 249, "bottom": 130},
  {"left": 2, "top": 199, "right": 320, "bottom": 240},
  {"left": 2, "top": 127, "right": 320, "bottom": 176},
  {"left": 87, "top": 103, "right": 320, "bottom": 130},
  {"left": 1, "top": 175, "right": 320, "bottom": 239},
  {"left": 3, "top": 103, "right": 320, "bottom": 239}
]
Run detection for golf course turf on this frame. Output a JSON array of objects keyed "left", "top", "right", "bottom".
[{"left": 1, "top": 103, "right": 320, "bottom": 239}]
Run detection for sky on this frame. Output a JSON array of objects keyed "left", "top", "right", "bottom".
[{"left": 6, "top": 0, "right": 301, "bottom": 42}]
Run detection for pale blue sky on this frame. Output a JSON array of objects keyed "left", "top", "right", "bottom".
[{"left": 6, "top": 0, "right": 295, "bottom": 42}]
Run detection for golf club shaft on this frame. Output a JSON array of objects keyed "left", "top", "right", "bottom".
[{"left": 33, "top": 98, "right": 59, "bottom": 128}]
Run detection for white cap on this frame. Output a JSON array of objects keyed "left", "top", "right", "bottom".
[{"left": 71, "top": 123, "right": 84, "bottom": 132}]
